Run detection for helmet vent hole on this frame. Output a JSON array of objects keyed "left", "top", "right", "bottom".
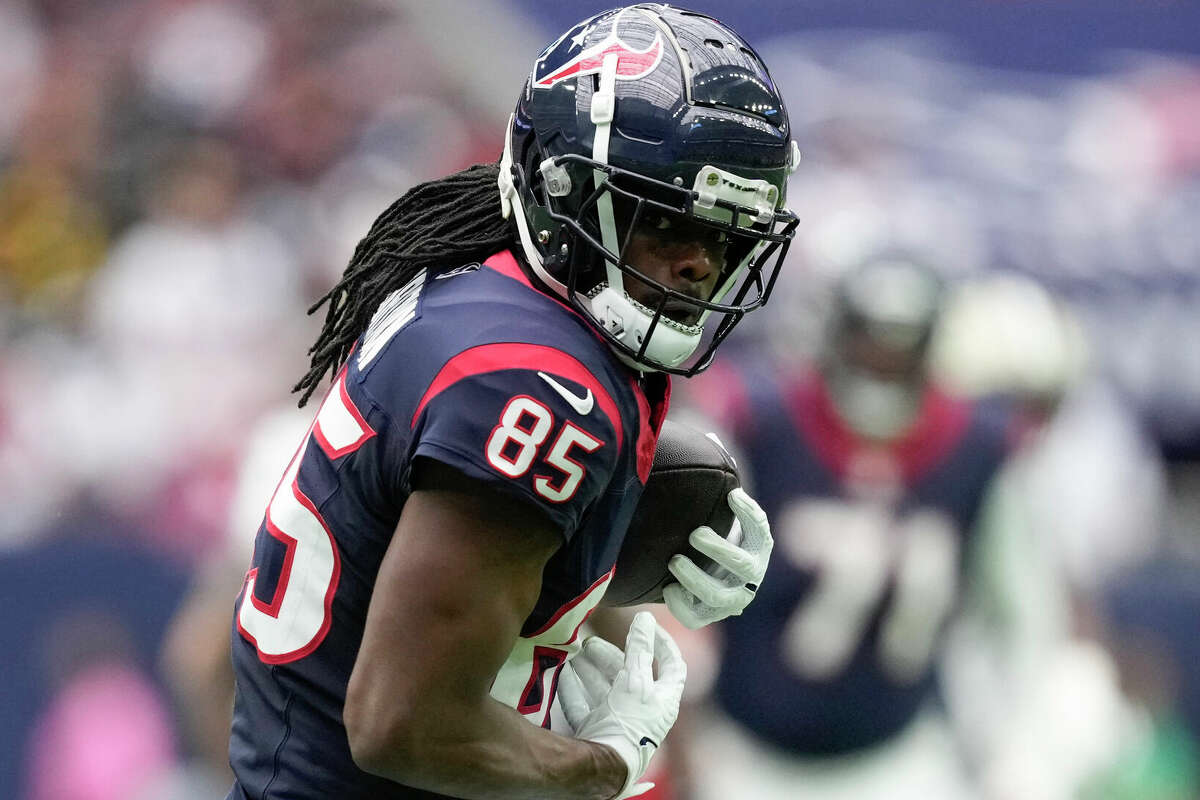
[{"left": 704, "top": 38, "right": 724, "bottom": 49}]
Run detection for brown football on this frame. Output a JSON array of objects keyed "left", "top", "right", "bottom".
[{"left": 603, "top": 419, "right": 740, "bottom": 607}]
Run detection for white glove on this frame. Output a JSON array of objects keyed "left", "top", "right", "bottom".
[
  {"left": 557, "top": 611, "right": 686, "bottom": 800},
  {"left": 663, "top": 487, "right": 772, "bottom": 629}
]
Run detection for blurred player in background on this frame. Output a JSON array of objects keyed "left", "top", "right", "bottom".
[
  {"left": 676, "top": 255, "right": 1029, "bottom": 800},
  {"left": 224, "top": 6, "right": 792, "bottom": 799}
]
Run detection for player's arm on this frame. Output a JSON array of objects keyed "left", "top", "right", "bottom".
[{"left": 344, "top": 458, "right": 627, "bottom": 800}]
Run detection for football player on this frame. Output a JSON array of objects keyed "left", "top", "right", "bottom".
[
  {"left": 679, "top": 255, "right": 1023, "bottom": 800},
  {"left": 226, "top": 6, "right": 796, "bottom": 800}
]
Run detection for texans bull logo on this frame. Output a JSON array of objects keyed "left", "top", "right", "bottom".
[{"left": 533, "top": 16, "right": 664, "bottom": 90}]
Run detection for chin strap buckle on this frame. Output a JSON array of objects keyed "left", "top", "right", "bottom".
[{"left": 539, "top": 158, "right": 573, "bottom": 197}]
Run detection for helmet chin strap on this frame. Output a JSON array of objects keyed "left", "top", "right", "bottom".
[
  {"left": 590, "top": 53, "right": 621, "bottom": 287},
  {"left": 588, "top": 52, "right": 702, "bottom": 370}
]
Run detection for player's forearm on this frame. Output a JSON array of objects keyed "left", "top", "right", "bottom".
[
  {"left": 348, "top": 696, "right": 627, "bottom": 800},
  {"left": 586, "top": 606, "right": 638, "bottom": 647}
]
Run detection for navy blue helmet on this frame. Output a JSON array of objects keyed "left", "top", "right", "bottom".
[{"left": 499, "top": 4, "right": 801, "bottom": 374}]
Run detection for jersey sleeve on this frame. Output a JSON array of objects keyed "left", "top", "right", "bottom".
[{"left": 409, "top": 344, "right": 625, "bottom": 539}]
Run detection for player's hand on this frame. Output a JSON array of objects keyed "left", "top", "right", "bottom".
[
  {"left": 557, "top": 611, "right": 686, "bottom": 800},
  {"left": 663, "top": 487, "right": 772, "bottom": 629}
]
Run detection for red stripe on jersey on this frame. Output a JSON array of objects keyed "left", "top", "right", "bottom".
[
  {"left": 484, "top": 250, "right": 532, "bottom": 287},
  {"left": 524, "top": 566, "right": 615, "bottom": 640},
  {"left": 788, "top": 370, "right": 970, "bottom": 486},
  {"left": 412, "top": 343, "right": 624, "bottom": 453},
  {"left": 630, "top": 375, "right": 671, "bottom": 484}
]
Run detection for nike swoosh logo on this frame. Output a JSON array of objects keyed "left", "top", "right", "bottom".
[
  {"left": 537, "top": 371, "right": 594, "bottom": 416},
  {"left": 639, "top": 736, "right": 658, "bottom": 749}
]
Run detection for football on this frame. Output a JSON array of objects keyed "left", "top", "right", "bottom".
[{"left": 603, "top": 419, "right": 741, "bottom": 607}]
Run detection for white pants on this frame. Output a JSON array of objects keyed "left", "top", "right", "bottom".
[{"left": 688, "top": 706, "right": 978, "bottom": 800}]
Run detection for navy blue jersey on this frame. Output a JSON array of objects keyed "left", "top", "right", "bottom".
[
  {"left": 705, "top": 365, "right": 1013, "bottom": 755},
  {"left": 228, "top": 251, "right": 668, "bottom": 800}
]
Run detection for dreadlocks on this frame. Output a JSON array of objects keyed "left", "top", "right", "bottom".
[{"left": 293, "top": 162, "right": 515, "bottom": 406}]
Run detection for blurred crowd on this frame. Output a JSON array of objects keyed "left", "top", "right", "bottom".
[
  {"left": 0, "top": 1, "right": 522, "bottom": 797},
  {"left": 1, "top": 1, "right": 1198, "bottom": 799},
  {"left": 0, "top": 0, "right": 517, "bottom": 554}
]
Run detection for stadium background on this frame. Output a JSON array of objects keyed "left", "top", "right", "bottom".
[{"left": 1, "top": 1, "right": 1198, "bottom": 798}]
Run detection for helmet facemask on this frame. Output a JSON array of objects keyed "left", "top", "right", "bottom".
[{"left": 501, "top": 137, "right": 799, "bottom": 375}]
